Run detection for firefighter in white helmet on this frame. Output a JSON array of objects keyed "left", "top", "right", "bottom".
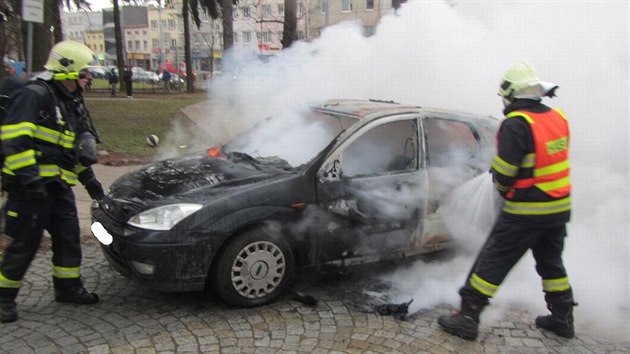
[
  {"left": 0, "top": 40, "right": 104, "bottom": 323},
  {"left": 438, "top": 62, "right": 576, "bottom": 340}
]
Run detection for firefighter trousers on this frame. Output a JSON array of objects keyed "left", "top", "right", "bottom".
[
  {"left": 0, "top": 183, "right": 83, "bottom": 299},
  {"left": 460, "top": 212, "right": 569, "bottom": 301}
]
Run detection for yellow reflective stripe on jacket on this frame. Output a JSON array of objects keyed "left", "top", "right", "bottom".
[
  {"left": 0, "top": 122, "right": 36, "bottom": 140},
  {"left": 0, "top": 270, "right": 22, "bottom": 289},
  {"left": 1, "top": 123, "right": 74, "bottom": 149},
  {"left": 34, "top": 126, "right": 74, "bottom": 149},
  {"left": 542, "top": 277, "right": 571, "bottom": 292},
  {"left": 494, "top": 181, "right": 510, "bottom": 192},
  {"left": 534, "top": 160, "right": 570, "bottom": 178},
  {"left": 469, "top": 273, "right": 498, "bottom": 297},
  {"left": 492, "top": 155, "right": 519, "bottom": 177},
  {"left": 39, "top": 165, "right": 79, "bottom": 185},
  {"left": 503, "top": 197, "right": 571, "bottom": 215},
  {"left": 521, "top": 153, "right": 535, "bottom": 168},
  {"left": 554, "top": 108, "right": 568, "bottom": 120},
  {"left": 52, "top": 265, "right": 81, "bottom": 279},
  {"left": 536, "top": 176, "right": 571, "bottom": 192},
  {"left": 2, "top": 163, "right": 78, "bottom": 185},
  {"left": 5, "top": 149, "right": 37, "bottom": 170},
  {"left": 506, "top": 111, "right": 534, "bottom": 123},
  {"left": 7, "top": 210, "right": 18, "bottom": 218}
]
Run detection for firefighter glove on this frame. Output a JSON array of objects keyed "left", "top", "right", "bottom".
[
  {"left": 85, "top": 179, "right": 105, "bottom": 200},
  {"left": 25, "top": 183, "right": 48, "bottom": 201}
]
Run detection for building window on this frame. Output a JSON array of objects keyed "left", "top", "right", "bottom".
[
  {"left": 151, "top": 20, "right": 158, "bottom": 29},
  {"left": 127, "top": 40, "right": 132, "bottom": 50},
  {"left": 168, "top": 19, "right": 175, "bottom": 29},
  {"left": 242, "top": 6, "right": 251, "bottom": 18},
  {"left": 278, "top": 4, "right": 284, "bottom": 15},
  {"left": 297, "top": 2, "right": 304, "bottom": 16},
  {"left": 342, "top": 0, "right": 353, "bottom": 12},
  {"left": 297, "top": 30, "right": 304, "bottom": 39},
  {"left": 135, "top": 40, "right": 140, "bottom": 50},
  {"left": 243, "top": 31, "right": 252, "bottom": 43},
  {"left": 143, "top": 40, "right": 147, "bottom": 50},
  {"left": 262, "top": 4, "right": 272, "bottom": 17},
  {"left": 320, "top": 0, "right": 327, "bottom": 14},
  {"left": 153, "top": 39, "right": 159, "bottom": 47},
  {"left": 234, "top": 33, "right": 239, "bottom": 43},
  {"left": 366, "top": 0, "right": 374, "bottom": 10},
  {"left": 257, "top": 31, "right": 271, "bottom": 44}
]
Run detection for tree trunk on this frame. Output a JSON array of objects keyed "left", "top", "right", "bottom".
[
  {"left": 221, "top": 0, "right": 233, "bottom": 50},
  {"left": 29, "top": 1, "right": 58, "bottom": 72},
  {"left": 113, "top": 0, "right": 126, "bottom": 91},
  {"left": 183, "top": 0, "right": 194, "bottom": 93},
  {"left": 281, "top": 0, "right": 297, "bottom": 49}
]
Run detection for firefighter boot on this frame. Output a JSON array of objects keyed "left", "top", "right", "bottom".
[
  {"left": 0, "top": 299, "right": 17, "bottom": 323},
  {"left": 438, "top": 297, "right": 487, "bottom": 340},
  {"left": 55, "top": 286, "right": 99, "bottom": 304},
  {"left": 53, "top": 276, "right": 99, "bottom": 304},
  {"left": 0, "top": 289, "right": 19, "bottom": 323},
  {"left": 535, "top": 290, "right": 577, "bottom": 338}
]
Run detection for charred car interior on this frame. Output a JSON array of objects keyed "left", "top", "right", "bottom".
[{"left": 91, "top": 99, "right": 499, "bottom": 307}]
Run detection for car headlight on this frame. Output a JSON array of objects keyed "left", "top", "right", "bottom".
[{"left": 127, "top": 203, "right": 202, "bottom": 230}]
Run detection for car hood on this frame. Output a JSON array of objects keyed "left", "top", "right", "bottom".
[{"left": 108, "top": 152, "right": 282, "bottom": 203}]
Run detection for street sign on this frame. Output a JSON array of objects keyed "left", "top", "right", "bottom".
[{"left": 22, "top": 0, "right": 43, "bottom": 23}]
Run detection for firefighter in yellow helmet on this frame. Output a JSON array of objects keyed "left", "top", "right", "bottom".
[
  {"left": 438, "top": 62, "right": 576, "bottom": 339},
  {"left": 0, "top": 40, "right": 105, "bottom": 323}
]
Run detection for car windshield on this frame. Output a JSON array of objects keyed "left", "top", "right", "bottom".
[{"left": 224, "top": 108, "right": 357, "bottom": 169}]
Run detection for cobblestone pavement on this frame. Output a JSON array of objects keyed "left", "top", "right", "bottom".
[
  {"left": 0, "top": 241, "right": 629, "bottom": 354},
  {"left": 1, "top": 103, "right": 628, "bottom": 353}
]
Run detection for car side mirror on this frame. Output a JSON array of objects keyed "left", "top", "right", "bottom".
[{"left": 319, "top": 159, "right": 341, "bottom": 183}]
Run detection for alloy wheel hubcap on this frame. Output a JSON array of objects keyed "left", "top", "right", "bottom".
[{"left": 231, "top": 241, "right": 285, "bottom": 299}]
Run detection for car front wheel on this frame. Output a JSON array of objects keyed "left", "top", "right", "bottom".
[{"left": 210, "top": 228, "right": 294, "bottom": 307}]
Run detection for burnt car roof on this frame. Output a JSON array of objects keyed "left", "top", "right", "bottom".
[{"left": 310, "top": 99, "right": 498, "bottom": 124}]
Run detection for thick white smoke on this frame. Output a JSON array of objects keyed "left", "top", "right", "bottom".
[{"left": 196, "top": 0, "right": 628, "bottom": 341}]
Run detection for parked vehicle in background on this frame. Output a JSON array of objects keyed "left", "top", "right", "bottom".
[
  {"left": 88, "top": 66, "right": 106, "bottom": 79},
  {"left": 91, "top": 99, "right": 499, "bottom": 308},
  {"left": 132, "top": 67, "right": 160, "bottom": 84}
]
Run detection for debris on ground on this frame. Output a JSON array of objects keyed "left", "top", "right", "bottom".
[
  {"left": 375, "top": 298, "right": 413, "bottom": 320},
  {"left": 292, "top": 291, "right": 318, "bottom": 306}
]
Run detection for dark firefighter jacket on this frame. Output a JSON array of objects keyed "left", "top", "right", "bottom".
[
  {"left": 491, "top": 99, "right": 571, "bottom": 226},
  {"left": 1, "top": 79, "right": 98, "bottom": 191}
]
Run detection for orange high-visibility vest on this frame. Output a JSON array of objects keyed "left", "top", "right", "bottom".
[{"left": 507, "top": 108, "right": 571, "bottom": 198}]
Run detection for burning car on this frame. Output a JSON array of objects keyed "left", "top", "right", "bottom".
[{"left": 91, "top": 99, "right": 499, "bottom": 307}]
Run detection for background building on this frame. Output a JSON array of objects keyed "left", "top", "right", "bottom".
[{"left": 62, "top": 0, "right": 397, "bottom": 73}]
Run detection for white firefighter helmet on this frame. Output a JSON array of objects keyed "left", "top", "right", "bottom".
[
  {"left": 44, "top": 40, "right": 99, "bottom": 80},
  {"left": 498, "top": 62, "right": 558, "bottom": 105}
]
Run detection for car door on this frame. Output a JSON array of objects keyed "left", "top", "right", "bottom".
[
  {"left": 420, "top": 114, "right": 491, "bottom": 248},
  {"left": 315, "top": 114, "right": 429, "bottom": 264}
]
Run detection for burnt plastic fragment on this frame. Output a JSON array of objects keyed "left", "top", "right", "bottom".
[
  {"left": 292, "top": 291, "right": 318, "bottom": 306},
  {"left": 375, "top": 298, "right": 413, "bottom": 317}
]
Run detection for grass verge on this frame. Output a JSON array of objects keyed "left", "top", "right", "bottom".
[{"left": 83, "top": 91, "right": 207, "bottom": 157}]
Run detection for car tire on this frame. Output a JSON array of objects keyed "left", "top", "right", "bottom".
[{"left": 210, "top": 227, "right": 294, "bottom": 307}]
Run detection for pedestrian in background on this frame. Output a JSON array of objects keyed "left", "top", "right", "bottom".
[
  {"left": 438, "top": 62, "right": 575, "bottom": 340},
  {"left": 0, "top": 40, "right": 105, "bottom": 323},
  {"left": 123, "top": 65, "right": 133, "bottom": 99},
  {"left": 162, "top": 70, "right": 171, "bottom": 93},
  {"left": 108, "top": 67, "right": 118, "bottom": 97}
]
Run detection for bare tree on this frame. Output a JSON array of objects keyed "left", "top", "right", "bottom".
[
  {"left": 280, "top": 0, "right": 296, "bottom": 49},
  {"left": 221, "top": 0, "right": 233, "bottom": 50}
]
